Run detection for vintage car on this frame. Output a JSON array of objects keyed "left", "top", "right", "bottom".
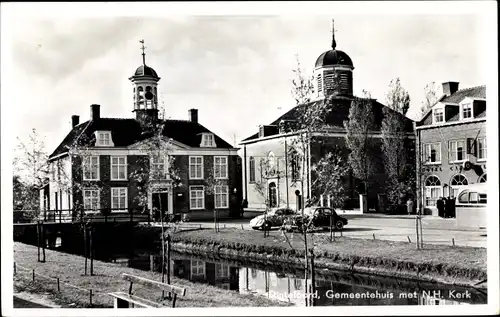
[
  {"left": 249, "top": 207, "right": 297, "bottom": 230},
  {"left": 290, "top": 207, "right": 348, "bottom": 231}
]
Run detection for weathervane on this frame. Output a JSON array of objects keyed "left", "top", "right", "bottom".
[
  {"left": 140, "top": 39, "right": 146, "bottom": 65},
  {"left": 331, "top": 19, "right": 337, "bottom": 50}
]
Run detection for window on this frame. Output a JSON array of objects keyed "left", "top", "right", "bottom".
[
  {"left": 424, "top": 176, "right": 441, "bottom": 207},
  {"left": 111, "top": 156, "right": 127, "bottom": 180},
  {"left": 433, "top": 109, "right": 444, "bottom": 123},
  {"left": 189, "top": 156, "right": 203, "bottom": 179},
  {"left": 424, "top": 143, "right": 441, "bottom": 164},
  {"left": 291, "top": 155, "right": 300, "bottom": 180},
  {"left": 249, "top": 157, "right": 256, "bottom": 183},
  {"left": 201, "top": 133, "right": 215, "bottom": 147},
  {"left": 214, "top": 156, "right": 228, "bottom": 179},
  {"left": 317, "top": 74, "right": 323, "bottom": 93},
  {"left": 449, "top": 140, "right": 466, "bottom": 162},
  {"left": 215, "top": 263, "right": 230, "bottom": 278},
  {"left": 268, "top": 182, "right": 277, "bottom": 208},
  {"left": 189, "top": 186, "right": 205, "bottom": 210},
  {"left": 462, "top": 103, "right": 472, "bottom": 119},
  {"left": 450, "top": 174, "right": 468, "bottom": 198},
  {"left": 96, "top": 132, "right": 112, "bottom": 146},
  {"left": 478, "top": 138, "right": 487, "bottom": 160},
  {"left": 215, "top": 185, "right": 229, "bottom": 209},
  {"left": 478, "top": 174, "right": 487, "bottom": 183},
  {"left": 111, "top": 187, "right": 128, "bottom": 211},
  {"left": 151, "top": 155, "right": 169, "bottom": 180},
  {"left": 191, "top": 260, "right": 205, "bottom": 276},
  {"left": 83, "top": 156, "right": 100, "bottom": 180},
  {"left": 479, "top": 194, "right": 487, "bottom": 204},
  {"left": 83, "top": 189, "right": 100, "bottom": 211}
]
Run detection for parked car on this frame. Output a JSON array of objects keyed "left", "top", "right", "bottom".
[
  {"left": 291, "top": 207, "right": 348, "bottom": 231},
  {"left": 249, "top": 207, "right": 297, "bottom": 230}
]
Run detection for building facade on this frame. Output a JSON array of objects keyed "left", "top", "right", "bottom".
[
  {"left": 41, "top": 47, "right": 242, "bottom": 221},
  {"left": 240, "top": 21, "right": 415, "bottom": 212},
  {"left": 416, "top": 83, "right": 487, "bottom": 216}
]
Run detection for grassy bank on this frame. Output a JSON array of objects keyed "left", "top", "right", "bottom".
[
  {"left": 13, "top": 242, "right": 290, "bottom": 308},
  {"left": 166, "top": 228, "right": 487, "bottom": 287}
]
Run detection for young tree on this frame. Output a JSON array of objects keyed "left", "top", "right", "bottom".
[
  {"left": 283, "top": 56, "right": 344, "bottom": 306},
  {"left": 205, "top": 169, "right": 229, "bottom": 233},
  {"left": 419, "top": 81, "right": 441, "bottom": 118},
  {"left": 310, "top": 146, "right": 350, "bottom": 209},
  {"left": 13, "top": 129, "right": 49, "bottom": 220},
  {"left": 381, "top": 79, "right": 414, "bottom": 207},
  {"left": 343, "top": 91, "right": 376, "bottom": 200}
]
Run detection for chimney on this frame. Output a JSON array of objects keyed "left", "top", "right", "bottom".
[
  {"left": 71, "top": 115, "right": 80, "bottom": 128},
  {"left": 90, "top": 104, "right": 100, "bottom": 120},
  {"left": 188, "top": 109, "right": 198, "bottom": 123},
  {"left": 442, "top": 82, "right": 459, "bottom": 97}
]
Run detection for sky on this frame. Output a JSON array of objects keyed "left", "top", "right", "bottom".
[{"left": 2, "top": 2, "right": 495, "bottom": 157}]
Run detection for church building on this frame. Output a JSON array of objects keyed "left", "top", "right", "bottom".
[
  {"left": 40, "top": 42, "right": 242, "bottom": 221},
  {"left": 239, "top": 21, "right": 416, "bottom": 213}
]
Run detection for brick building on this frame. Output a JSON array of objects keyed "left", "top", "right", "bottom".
[
  {"left": 41, "top": 47, "right": 241, "bottom": 221},
  {"left": 239, "top": 22, "right": 415, "bottom": 212},
  {"left": 416, "top": 83, "right": 486, "bottom": 216}
]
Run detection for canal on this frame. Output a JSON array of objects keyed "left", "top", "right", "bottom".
[
  {"left": 111, "top": 251, "right": 487, "bottom": 306},
  {"left": 18, "top": 225, "right": 487, "bottom": 307}
]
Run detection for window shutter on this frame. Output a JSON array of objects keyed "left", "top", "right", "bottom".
[{"left": 466, "top": 138, "right": 476, "bottom": 156}]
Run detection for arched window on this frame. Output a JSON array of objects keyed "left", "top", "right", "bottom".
[
  {"left": 424, "top": 175, "right": 441, "bottom": 207},
  {"left": 450, "top": 174, "right": 468, "bottom": 198},
  {"left": 249, "top": 157, "right": 256, "bottom": 183},
  {"left": 268, "top": 182, "right": 277, "bottom": 208},
  {"left": 478, "top": 174, "right": 487, "bottom": 183},
  {"left": 137, "top": 86, "right": 144, "bottom": 107}
]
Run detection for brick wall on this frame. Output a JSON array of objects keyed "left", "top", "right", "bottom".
[{"left": 417, "top": 120, "right": 487, "bottom": 214}]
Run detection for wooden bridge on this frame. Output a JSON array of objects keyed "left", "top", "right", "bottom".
[{"left": 14, "top": 208, "right": 154, "bottom": 226}]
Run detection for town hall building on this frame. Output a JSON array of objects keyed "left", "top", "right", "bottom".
[
  {"left": 40, "top": 43, "right": 242, "bottom": 221},
  {"left": 239, "top": 21, "right": 416, "bottom": 213}
]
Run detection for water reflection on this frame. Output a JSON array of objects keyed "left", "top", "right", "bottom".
[{"left": 116, "top": 252, "right": 486, "bottom": 307}]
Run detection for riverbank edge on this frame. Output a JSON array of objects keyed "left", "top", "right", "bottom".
[
  {"left": 168, "top": 238, "right": 487, "bottom": 290},
  {"left": 13, "top": 242, "right": 291, "bottom": 308}
]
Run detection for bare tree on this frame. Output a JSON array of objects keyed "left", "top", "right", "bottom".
[{"left": 343, "top": 91, "right": 376, "bottom": 200}]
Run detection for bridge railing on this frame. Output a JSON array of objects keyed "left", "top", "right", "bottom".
[{"left": 13, "top": 208, "right": 153, "bottom": 224}]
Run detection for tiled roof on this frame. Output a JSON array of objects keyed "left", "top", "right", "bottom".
[
  {"left": 419, "top": 85, "right": 487, "bottom": 124},
  {"left": 441, "top": 85, "right": 486, "bottom": 104},
  {"left": 49, "top": 118, "right": 233, "bottom": 159},
  {"left": 241, "top": 97, "right": 415, "bottom": 143}
]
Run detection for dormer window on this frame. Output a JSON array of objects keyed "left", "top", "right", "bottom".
[
  {"left": 201, "top": 133, "right": 216, "bottom": 147},
  {"left": 433, "top": 109, "right": 444, "bottom": 124},
  {"left": 95, "top": 131, "right": 114, "bottom": 147},
  {"left": 462, "top": 103, "right": 472, "bottom": 119}
]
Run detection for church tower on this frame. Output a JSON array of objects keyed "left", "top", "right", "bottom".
[
  {"left": 313, "top": 19, "right": 354, "bottom": 99},
  {"left": 129, "top": 40, "right": 161, "bottom": 128}
]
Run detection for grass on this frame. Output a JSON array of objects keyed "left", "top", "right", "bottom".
[
  {"left": 13, "top": 242, "right": 291, "bottom": 308},
  {"left": 168, "top": 228, "right": 487, "bottom": 286}
]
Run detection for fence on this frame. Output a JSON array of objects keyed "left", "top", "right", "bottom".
[
  {"left": 13, "top": 208, "right": 153, "bottom": 224},
  {"left": 14, "top": 262, "right": 111, "bottom": 308}
]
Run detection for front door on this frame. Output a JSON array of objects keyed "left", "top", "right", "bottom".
[{"left": 152, "top": 192, "right": 169, "bottom": 221}]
